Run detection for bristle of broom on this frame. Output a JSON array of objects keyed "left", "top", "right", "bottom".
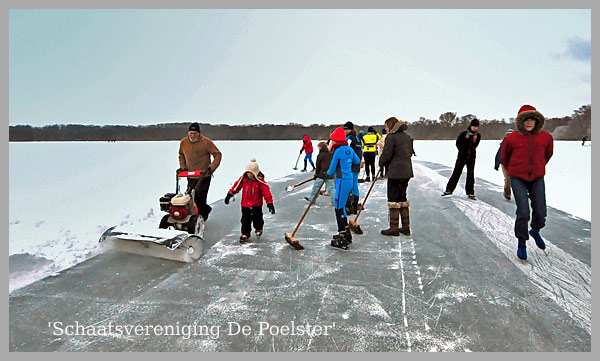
[
  {"left": 284, "top": 232, "right": 304, "bottom": 250},
  {"left": 348, "top": 220, "right": 363, "bottom": 235}
]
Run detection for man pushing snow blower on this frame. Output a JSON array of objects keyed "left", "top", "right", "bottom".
[
  {"left": 178, "top": 122, "right": 222, "bottom": 222},
  {"left": 99, "top": 123, "right": 222, "bottom": 263}
]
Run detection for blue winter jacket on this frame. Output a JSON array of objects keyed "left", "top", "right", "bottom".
[{"left": 327, "top": 145, "right": 360, "bottom": 180}]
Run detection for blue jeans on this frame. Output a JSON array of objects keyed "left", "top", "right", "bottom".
[
  {"left": 308, "top": 178, "right": 336, "bottom": 206},
  {"left": 303, "top": 153, "right": 314, "bottom": 170},
  {"left": 510, "top": 176, "right": 547, "bottom": 246}
]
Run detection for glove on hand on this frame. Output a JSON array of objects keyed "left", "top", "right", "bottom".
[
  {"left": 225, "top": 193, "right": 233, "bottom": 205},
  {"left": 267, "top": 203, "right": 275, "bottom": 214}
]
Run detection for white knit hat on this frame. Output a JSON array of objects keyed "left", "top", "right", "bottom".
[{"left": 244, "top": 158, "right": 261, "bottom": 178}]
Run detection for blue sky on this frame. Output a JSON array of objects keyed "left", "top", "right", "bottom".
[{"left": 9, "top": 9, "right": 591, "bottom": 126}]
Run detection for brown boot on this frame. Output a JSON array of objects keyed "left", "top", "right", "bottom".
[
  {"left": 399, "top": 206, "right": 410, "bottom": 236},
  {"left": 381, "top": 208, "right": 400, "bottom": 236}
]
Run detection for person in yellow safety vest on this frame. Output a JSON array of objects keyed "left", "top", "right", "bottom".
[{"left": 361, "top": 126, "right": 381, "bottom": 181}]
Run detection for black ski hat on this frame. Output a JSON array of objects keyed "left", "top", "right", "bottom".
[
  {"left": 343, "top": 121, "right": 354, "bottom": 130},
  {"left": 367, "top": 126, "right": 375, "bottom": 133},
  {"left": 188, "top": 122, "right": 201, "bottom": 132},
  {"left": 469, "top": 118, "right": 480, "bottom": 127}
]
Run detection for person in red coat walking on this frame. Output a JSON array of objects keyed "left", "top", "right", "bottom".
[
  {"left": 225, "top": 158, "right": 275, "bottom": 243},
  {"left": 300, "top": 135, "right": 315, "bottom": 172},
  {"left": 501, "top": 105, "right": 554, "bottom": 260}
]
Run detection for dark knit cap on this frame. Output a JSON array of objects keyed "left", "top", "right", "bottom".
[
  {"left": 188, "top": 122, "right": 201, "bottom": 132},
  {"left": 469, "top": 118, "right": 480, "bottom": 127},
  {"left": 343, "top": 121, "right": 354, "bottom": 130},
  {"left": 367, "top": 126, "right": 375, "bottom": 133}
]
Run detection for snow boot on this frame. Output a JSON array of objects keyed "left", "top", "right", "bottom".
[
  {"left": 441, "top": 191, "right": 453, "bottom": 197},
  {"left": 529, "top": 229, "right": 546, "bottom": 250},
  {"left": 365, "top": 176, "right": 371, "bottom": 182},
  {"left": 517, "top": 238, "right": 527, "bottom": 260},
  {"left": 381, "top": 207, "right": 400, "bottom": 236},
  {"left": 256, "top": 230, "right": 263, "bottom": 239},
  {"left": 467, "top": 194, "right": 477, "bottom": 200},
  {"left": 240, "top": 234, "right": 251, "bottom": 243},
  {"left": 399, "top": 202, "right": 411, "bottom": 236}
]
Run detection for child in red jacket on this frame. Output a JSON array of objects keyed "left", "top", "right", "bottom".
[{"left": 225, "top": 158, "right": 275, "bottom": 242}]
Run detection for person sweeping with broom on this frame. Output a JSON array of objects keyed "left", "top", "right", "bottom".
[
  {"left": 379, "top": 117, "right": 414, "bottom": 236},
  {"left": 325, "top": 127, "right": 361, "bottom": 250}
]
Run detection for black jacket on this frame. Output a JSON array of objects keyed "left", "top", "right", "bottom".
[
  {"left": 347, "top": 133, "right": 363, "bottom": 173},
  {"left": 379, "top": 122, "right": 414, "bottom": 179},
  {"left": 456, "top": 128, "right": 481, "bottom": 160}
]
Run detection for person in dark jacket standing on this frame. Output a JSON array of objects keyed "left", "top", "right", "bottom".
[
  {"left": 343, "top": 121, "right": 362, "bottom": 214},
  {"left": 501, "top": 105, "right": 553, "bottom": 261},
  {"left": 379, "top": 117, "right": 414, "bottom": 236},
  {"left": 178, "top": 122, "right": 222, "bottom": 221},
  {"left": 494, "top": 129, "right": 514, "bottom": 200},
  {"left": 442, "top": 118, "right": 481, "bottom": 200},
  {"left": 304, "top": 142, "right": 336, "bottom": 206}
]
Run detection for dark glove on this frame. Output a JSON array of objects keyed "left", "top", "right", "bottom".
[
  {"left": 320, "top": 172, "right": 329, "bottom": 179},
  {"left": 267, "top": 203, "right": 275, "bottom": 214},
  {"left": 494, "top": 166, "right": 499, "bottom": 171},
  {"left": 300, "top": 149, "right": 304, "bottom": 154},
  {"left": 225, "top": 193, "right": 233, "bottom": 205},
  {"left": 176, "top": 167, "right": 187, "bottom": 174},
  {"left": 204, "top": 166, "right": 213, "bottom": 176}
]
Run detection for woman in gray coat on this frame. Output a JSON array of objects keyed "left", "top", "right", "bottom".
[{"left": 378, "top": 117, "right": 415, "bottom": 236}]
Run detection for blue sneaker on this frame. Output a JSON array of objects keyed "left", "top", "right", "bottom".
[
  {"left": 517, "top": 247, "right": 527, "bottom": 260},
  {"left": 529, "top": 229, "right": 546, "bottom": 250}
]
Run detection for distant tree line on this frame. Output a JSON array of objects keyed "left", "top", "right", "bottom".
[{"left": 9, "top": 105, "right": 591, "bottom": 142}]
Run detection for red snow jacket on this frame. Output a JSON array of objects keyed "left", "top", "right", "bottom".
[
  {"left": 228, "top": 174, "right": 274, "bottom": 208},
  {"left": 301, "top": 135, "right": 313, "bottom": 154},
  {"left": 501, "top": 127, "right": 553, "bottom": 181}
]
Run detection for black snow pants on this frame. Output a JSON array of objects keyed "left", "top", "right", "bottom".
[
  {"left": 445, "top": 156, "right": 476, "bottom": 195},
  {"left": 187, "top": 177, "right": 212, "bottom": 221},
  {"left": 241, "top": 205, "right": 264, "bottom": 237}
]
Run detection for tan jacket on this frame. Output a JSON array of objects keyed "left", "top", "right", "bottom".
[{"left": 178, "top": 135, "right": 222, "bottom": 178}]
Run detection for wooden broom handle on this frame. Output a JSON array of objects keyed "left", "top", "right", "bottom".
[
  {"left": 353, "top": 168, "right": 382, "bottom": 222},
  {"left": 291, "top": 180, "right": 326, "bottom": 237}
]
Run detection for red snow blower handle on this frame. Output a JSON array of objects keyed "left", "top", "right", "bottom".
[{"left": 178, "top": 170, "right": 204, "bottom": 177}]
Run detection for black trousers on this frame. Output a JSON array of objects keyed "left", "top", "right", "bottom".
[
  {"left": 363, "top": 152, "right": 376, "bottom": 178},
  {"left": 187, "top": 177, "right": 213, "bottom": 220},
  {"left": 241, "top": 206, "right": 264, "bottom": 236},
  {"left": 445, "top": 157, "right": 476, "bottom": 195},
  {"left": 387, "top": 178, "right": 410, "bottom": 202}
]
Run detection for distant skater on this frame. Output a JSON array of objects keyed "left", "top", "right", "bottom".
[
  {"left": 501, "top": 105, "right": 553, "bottom": 260},
  {"left": 225, "top": 158, "right": 275, "bottom": 243},
  {"left": 442, "top": 118, "right": 481, "bottom": 200},
  {"left": 361, "top": 126, "right": 381, "bottom": 181},
  {"left": 581, "top": 136, "right": 588, "bottom": 146},
  {"left": 300, "top": 135, "right": 315, "bottom": 172}
]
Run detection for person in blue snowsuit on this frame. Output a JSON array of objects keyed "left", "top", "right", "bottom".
[
  {"left": 325, "top": 127, "right": 361, "bottom": 249},
  {"left": 342, "top": 121, "right": 363, "bottom": 214}
]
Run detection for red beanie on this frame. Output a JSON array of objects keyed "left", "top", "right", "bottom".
[
  {"left": 330, "top": 127, "right": 346, "bottom": 142},
  {"left": 518, "top": 104, "right": 537, "bottom": 115}
]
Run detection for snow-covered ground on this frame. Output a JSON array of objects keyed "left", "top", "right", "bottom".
[{"left": 9, "top": 139, "right": 590, "bottom": 292}]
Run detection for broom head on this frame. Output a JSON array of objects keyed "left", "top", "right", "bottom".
[{"left": 284, "top": 232, "right": 305, "bottom": 250}]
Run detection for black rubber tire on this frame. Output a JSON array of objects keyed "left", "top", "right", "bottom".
[
  {"left": 187, "top": 214, "right": 200, "bottom": 234},
  {"left": 159, "top": 214, "right": 172, "bottom": 229}
]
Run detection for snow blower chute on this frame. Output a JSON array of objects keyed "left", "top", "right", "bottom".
[{"left": 99, "top": 169, "right": 207, "bottom": 263}]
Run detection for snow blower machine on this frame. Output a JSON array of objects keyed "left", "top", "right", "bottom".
[{"left": 99, "top": 169, "right": 207, "bottom": 263}]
